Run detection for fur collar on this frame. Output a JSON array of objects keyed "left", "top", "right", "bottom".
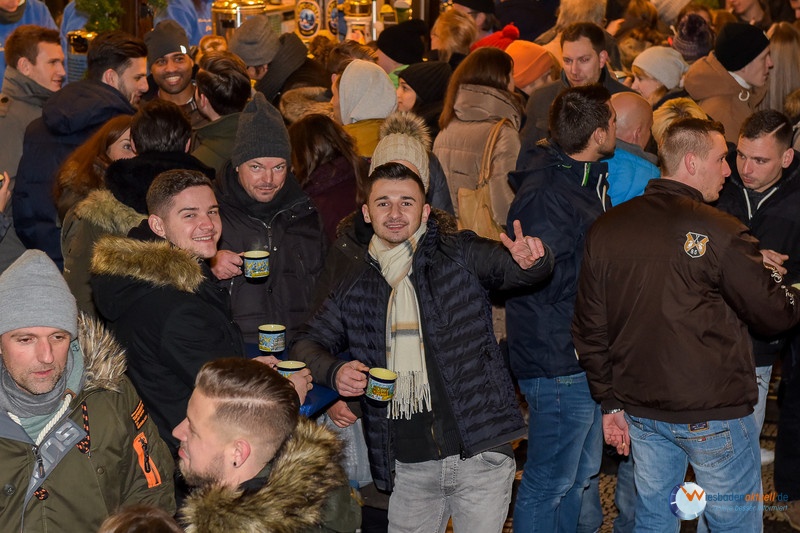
[
  {"left": 180, "top": 418, "right": 346, "bottom": 532},
  {"left": 72, "top": 189, "right": 147, "bottom": 236},
  {"left": 279, "top": 86, "right": 333, "bottom": 124},
  {"left": 91, "top": 235, "right": 205, "bottom": 293},
  {"left": 78, "top": 314, "right": 127, "bottom": 393}
]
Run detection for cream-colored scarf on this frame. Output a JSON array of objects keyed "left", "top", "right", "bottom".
[{"left": 368, "top": 224, "right": 431, "bottom": 419}]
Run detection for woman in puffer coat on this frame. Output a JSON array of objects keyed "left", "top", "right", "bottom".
[{"left": 433, "top": 47, "right": 523, "bottom": 230}]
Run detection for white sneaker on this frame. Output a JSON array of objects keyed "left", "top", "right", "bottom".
[{"left": 760, "top": 447, "right": 775, "bottom": 466}]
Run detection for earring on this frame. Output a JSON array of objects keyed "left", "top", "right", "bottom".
[{"left": 233, "top": 461, "right": 237, "bottom": 467}]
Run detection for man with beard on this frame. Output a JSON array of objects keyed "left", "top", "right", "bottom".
[
  {"left": 174, "top": 358, "right": 359, "bottom": 531},
  {"left": 0, "top": 250, "right": 175, "bottom": 531},
  {"left": 12, "top": 30, "right": 148, "bottom": 268},
  {"left": 507, "top": 84, "right": 614, "bottom": 532},
  {"left": 143, "top": 20, "right": 207, "bottom": 128}
]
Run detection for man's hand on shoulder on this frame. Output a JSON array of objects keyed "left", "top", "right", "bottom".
[
  {"left": 210, "top": 249, "right": 243, "bottom": 279},
  {"left": 499, "top": 219, "right": 547, "bottom": 270},
  {"left": 761, "top": 249, "right": 789, "bottom": 276}
]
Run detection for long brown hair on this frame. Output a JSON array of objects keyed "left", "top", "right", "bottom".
[
  {"left": 288, "top": 114, "right": 368, "bottom": 202},
  {"left": 439, "top": 47, "right": 517, "bottom": 130},
  {"left": 53, "top": 114, "right": 133, "bottom": 208}
]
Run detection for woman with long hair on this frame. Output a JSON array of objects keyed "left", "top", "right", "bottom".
[
  {"left": 760, "top": 22, "right": 800, "bottom": 112},
  {"left": 53, "top": 115, "right": 135, "bottom": 221},
  {"left": 289, "top": 114, "right": 368, "bottom": 241},
  {"left": 433, "top": 46, "right": 522, "bottom": 229}
]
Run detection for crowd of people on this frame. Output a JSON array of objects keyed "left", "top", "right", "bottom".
[{"left": 2, "top": 0, "right": 800, "bottom": 531}]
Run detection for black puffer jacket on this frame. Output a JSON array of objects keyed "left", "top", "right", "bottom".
[
  {"left": 291, "top": 216, "right": 553, "bottom": 490},
  {"left": 216, "top": 163, "right": 328, "bottom": 344}
]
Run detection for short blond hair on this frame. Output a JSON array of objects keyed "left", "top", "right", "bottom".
[{"left": 651, "top": 97, "right": 707, "bottom": 146}]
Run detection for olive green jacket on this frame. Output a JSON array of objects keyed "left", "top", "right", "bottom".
[{"left": 0, "top": 315, "right": 176, "bottom": 533}]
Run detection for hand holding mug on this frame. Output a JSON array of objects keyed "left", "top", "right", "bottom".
[{"left": 336, "top": 360, "right": 369, "bottom": 396}]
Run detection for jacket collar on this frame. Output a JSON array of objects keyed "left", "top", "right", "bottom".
[
  {"left": 644, "top": 177, "right": 705, "bottom": 202},
  {"left": 91, "top": 229, "right": 206, "bottom": 294},
  {"left": 0, "top": 67, "right": 54, "bottom": 108},
  {"left": 180, "top": 418, "right": 347, "bottom": 531},
  {"left": 72, "top": 189, "right": 146, "bottom": 236}
]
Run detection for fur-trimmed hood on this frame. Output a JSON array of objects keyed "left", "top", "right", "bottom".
[
  {"left": 279, "top": 86, "right": 334, "bottom": 124},
  {"left": 77, "top": 313, "right": 127, "bottom": 393},
  {"left": 91, "top": 234, "right": 206, "bottom": 294},
  {"left": 180, "top": 418, "right": 347, "bottom": 532},
  {"left": 71, "top": 189, "right": 147, "bottom": 236}
]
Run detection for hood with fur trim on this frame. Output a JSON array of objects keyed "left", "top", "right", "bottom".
[
  {"left": 77, "top": 313, "right": 127, "bottom": 393},
  {"left": 91, "top": 235, "right": 206, "bottom": 294},
  {"left": 71, "top": 189, "right": 147, "bottom": 237},
  {"left": 180, "top": 418, "right": 347, "bottom": 532},
  {"left": 279, "top": 86, "right": 334, "bottom": 124}
]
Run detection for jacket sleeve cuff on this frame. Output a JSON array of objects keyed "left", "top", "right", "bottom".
[{"left": 601, "top": 399, "right": 624, "bottom": 412}]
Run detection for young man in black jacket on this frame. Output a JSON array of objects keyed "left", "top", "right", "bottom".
[{"left": 291, "top": 162, "right": 553, "bottom": 533}]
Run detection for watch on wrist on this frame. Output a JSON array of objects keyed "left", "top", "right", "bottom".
[{"left": 602, "top": 408, "right": 623, "bottom": 415}]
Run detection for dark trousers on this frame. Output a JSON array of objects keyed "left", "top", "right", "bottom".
[{"left": 776, "top": 337, "right": 800, "bottom": 500}]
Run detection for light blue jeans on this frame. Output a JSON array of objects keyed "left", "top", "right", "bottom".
[
  {"left": 627, "top": 414, "right": 762, "bottom": 533},
  {"left": 513, "top": 372, "right": 603, "bottom": 533},
  {"left": 753, "top": 365, "right": 773, "bottom": 434},
  {"left": 387, "top": 452, "right": 515, "bottom": 533}
]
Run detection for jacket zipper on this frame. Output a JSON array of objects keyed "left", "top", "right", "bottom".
[{"left": 32, "top": 445, "right": 45, "bottom": 477}]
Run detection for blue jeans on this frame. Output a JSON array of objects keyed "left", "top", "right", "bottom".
[
  {"left": 513, "top": 373, "right": 603, "bottom": 533},
  {"left": 753, "top": 365, "right": 773, "bottom": 434},
  {"left": 387, "top": 452, "right": 515, "bottom": 533},
  {"left": 627, "top": 414, "right": 762, "bottom": 533},
  {"left": 613, "top": 454, "right": 636, "bottom": 533}
]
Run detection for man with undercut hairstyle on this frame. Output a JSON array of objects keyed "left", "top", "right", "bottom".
[
  {"left": 716, "top": 110, "right": 800, "bottom": 473},
  {"left": 12, "top": 30, "right": 148, "bottom": 269},
  {"left": 175, "top": 357, "right": 359, "bottom": 531},
  {"left": 574, "top": 118, "right": 800, "bottom": 532}
]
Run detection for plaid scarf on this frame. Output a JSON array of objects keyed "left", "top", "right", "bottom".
[{"left": 368, "top": 224, "right": 431, "bottom": 419}]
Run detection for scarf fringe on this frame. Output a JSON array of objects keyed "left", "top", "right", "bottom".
[{"left": 389, "top": 371, "right": 432, "bottom": 420}]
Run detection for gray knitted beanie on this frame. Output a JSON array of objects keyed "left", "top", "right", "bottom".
[
  {"left": 231, "top": 92, "right": 292, "bottom": 167},
  {"left": 0, "top": 250, "right": 78, "bottom": 338},
  {"left": 229, "top": 15, "right": 280, "bottom": 67}
]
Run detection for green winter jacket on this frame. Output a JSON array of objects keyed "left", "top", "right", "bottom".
[{"left": 0, "top": 315, "right": 176, "bottom": 533}]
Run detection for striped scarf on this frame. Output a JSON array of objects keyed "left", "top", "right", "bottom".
[{"left": 368, "top": 224, "right": 431, "bottom": 419}]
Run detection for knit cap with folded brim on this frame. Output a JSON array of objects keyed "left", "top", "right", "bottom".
[
  {"left": 0, "top": 250, "right": 78, "bottom": 338},
  {"left": 369, "top": 111, "right": 431, "bottom": 191},
  {"left": 506, "top": 40, "right": 553, "bottom": 89},
  {"left": 633, "top": 46, "right": 688, "bottom": 90},
  {"left": 229, "top": 15, "right": 280, "bottom": 67},
  {"left": 339, "top": 59, "right": 397, "bottom": 124},
  {"left": 671, "top": 13, "right": 715, "bottom": 63},
  {"left": 714, "top": 23, "right": 769, "bottom": 72},
  {"left": 145, "top": 20, "right": 190, "bottom": 66},
  {"left": 231, "top": 92, "right": 291, "bottom": 167}
]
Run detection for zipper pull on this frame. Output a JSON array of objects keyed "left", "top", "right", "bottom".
[
  {"left": 32, "top": 445, "right": 45, "bottom": 477},
  {"left": 139, "top": 437, "right": 151, "bottom": 473}
]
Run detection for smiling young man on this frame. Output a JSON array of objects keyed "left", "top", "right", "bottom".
[
  {"left": 211, "top": 93, "right": 327, "bottom": 346},
  {"left": 90, "top": 170, "right": 246, "bottom": 457},
  {"left": 573, "top": 117, "right": 800, "bottom": 532},
  {"left": 144, "top": 20, "right": 207, "bottom": 128},
  {"left": 0, "top": 250, "right": 175, "bottom": 532},
  {"left": 291, "top": 162, "right": 553, "bottom": 533}
]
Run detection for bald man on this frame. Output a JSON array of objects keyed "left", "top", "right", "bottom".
[{"left": 601, "top": 92, "right": 660, "bottom": 205}]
